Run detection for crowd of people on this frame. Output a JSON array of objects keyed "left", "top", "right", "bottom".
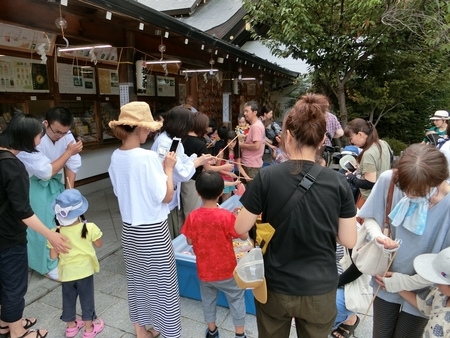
[{"left": 1, "top": 97, "right": 450, "bottom": 338}]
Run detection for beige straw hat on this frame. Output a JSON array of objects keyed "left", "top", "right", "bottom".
[{"left": 109, "top": 102, "right": 162, "bottom": 131}]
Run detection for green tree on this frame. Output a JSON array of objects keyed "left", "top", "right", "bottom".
[{"left": 243, "top": 0, "right": 450, "bottom": 127}]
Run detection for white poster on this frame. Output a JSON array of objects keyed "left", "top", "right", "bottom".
[
  {"left": 156, "top": 75, "right": 176, "bottom": 97},
  {"left": 57, "top": 63, "right": 96, "bottom": 94}
]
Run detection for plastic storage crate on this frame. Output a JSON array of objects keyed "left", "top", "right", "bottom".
[{"left": 172, "top": 234, "right": 256, "bottom": 315}]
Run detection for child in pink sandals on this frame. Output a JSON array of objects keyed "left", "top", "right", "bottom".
[{"left": 48, "top": 189, "right": 104, "bottom": 338}]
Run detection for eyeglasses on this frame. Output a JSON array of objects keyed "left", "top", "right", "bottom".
[{"left": 48, "top": 124, "right": 69, "bottom": 136}]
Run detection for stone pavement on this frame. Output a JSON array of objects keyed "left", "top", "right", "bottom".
[{"left": 23, "top": 187, "right": 373, "bottom": 338}]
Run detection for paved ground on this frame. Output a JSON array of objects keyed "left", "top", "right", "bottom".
[{"left": 22, "top": 187, "right": 373, "bottom": 338}]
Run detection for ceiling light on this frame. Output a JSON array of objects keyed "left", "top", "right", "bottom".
[
  {"left": 146, "top": 60, "right": 181, "bottom": 65},
  {"left": 182, "top": 69, "right": 219, "bottom": 73},
  {"left": 58, "top": 44, "right": 112, "bottom": 52}
]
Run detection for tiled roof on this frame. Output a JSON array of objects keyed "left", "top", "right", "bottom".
[
  {"left": 177, "top": 0, "right": 243, "bottom": 32},
  {"left": 137, "top": 0, "right": 200, "bottom": 15}
]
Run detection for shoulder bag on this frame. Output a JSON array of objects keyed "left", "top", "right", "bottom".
[{"left": 253, "top": 163, "right": 324, "bottom": 254}]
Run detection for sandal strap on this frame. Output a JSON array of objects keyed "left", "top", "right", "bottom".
[
  {"left": 332, "top": 326, "right": 351, "bottom": 338},
  {"left": 18, "top": 329, "right": 48, "bottom": 338}
]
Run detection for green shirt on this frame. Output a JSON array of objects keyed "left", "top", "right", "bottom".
[{"left": 359, "top": 140, "right": 391, "bottom": 199}]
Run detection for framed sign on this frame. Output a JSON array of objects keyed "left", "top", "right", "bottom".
[
  {"left": 0, "top": 55, "right": 50, "bottom": 92},
  {"left": 57, "top": 63, "right": 96, "bottom": 94},
  {"left": 178, "top": 83, "right": 186, "bottom": 104},
  {"left": 98, "top": 68, "right": 119, "bottom": 95},
  {"left": 156, "top": 75, "right": 176, "bottom": 97}
]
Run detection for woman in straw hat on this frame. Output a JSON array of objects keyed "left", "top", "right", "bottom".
[{"left": 108, "top": 102, "right": 178, "bottom": 338}]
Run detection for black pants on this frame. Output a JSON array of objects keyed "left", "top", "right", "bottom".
[
  {"left": 0, "top": 244, "right": 28, "bottom": 323},
  {"left": 372, "top": 296, "right": 427, "bottom": 338}
]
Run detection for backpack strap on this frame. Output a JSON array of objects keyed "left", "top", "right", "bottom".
[
  {"left": 271, "top": 163, "right": 324, "bottom": 226},
  {"left": 383, "top": 169, "right": 397, "bottom": 238}
]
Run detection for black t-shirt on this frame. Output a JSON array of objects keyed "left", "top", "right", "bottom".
[
  {"left": 183, "top": 135, "right": 208, "bottom": 180},
  {"left": 240, "top": 160, "right": 356, "bottom": 296},
  {"left": 0, "top": 151, "right": 34, "bottom": 249}
]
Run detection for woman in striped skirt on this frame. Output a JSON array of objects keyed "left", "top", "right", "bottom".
[{"left": 108, "top": 102, "right": 178, "bottom": 338}]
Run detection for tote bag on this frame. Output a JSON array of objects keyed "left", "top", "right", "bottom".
[{"left": 340, "top": 248, "right": 372, "bottom": 314}]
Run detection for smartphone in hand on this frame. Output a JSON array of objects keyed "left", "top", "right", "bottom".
[
  {"left": 344, "top": 161, "right": 357, "bottom": 172},
  {"left": 169, "top": 137, "right": 181, "bottom": 153}
]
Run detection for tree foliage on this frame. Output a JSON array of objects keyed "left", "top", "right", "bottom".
[{"left": 243, "top": 0, "right": 450, "bottom": 131}]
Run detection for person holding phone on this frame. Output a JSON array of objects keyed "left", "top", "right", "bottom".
[
  {"left": 17, "top": 106, "right": 82, "bottom": 280},
  {"left": 108, "top": 102, "right": 179, "bottom": 338},
  {"left": 151, "top": 107, "right": 212, "bottom": 239},
  {"left": 343, "top": 118, "right": 391, "bottom": 209}
]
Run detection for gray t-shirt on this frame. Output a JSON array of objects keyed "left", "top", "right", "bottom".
[{"left": 359, "top": 170, "right": 450, "bottom": 317}]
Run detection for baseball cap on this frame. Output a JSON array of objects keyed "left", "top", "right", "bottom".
[
  {"left": 233, "top": 247, "right": 267, "bottom": 304},
  {"left": 413, "top": 247, "right": 450, "bottom": 285}
]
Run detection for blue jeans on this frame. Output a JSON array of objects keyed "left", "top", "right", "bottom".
[
  {"left": 61, "top": 275, "right": 96, "bottom": 322},
  {"left": 333, "top": 287, "right": 354, "bottom": 329},
  {"left": 0, "top": 244, "right": 28, "bottom": 323}
]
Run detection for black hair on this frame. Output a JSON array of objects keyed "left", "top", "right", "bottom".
[
  {"left": 195, "top": 171, "right": 224, "bottom": 200},
  {"left": 0, "top": 112, "right": 44, "bottom": 152},
  {"left": 54, "top": 214, "right": 88, "bottom": 239},
  {"left": 208, "top": 117, "right": 217, "bottom": 130},
  {"left": 161, "top": 106, "right": 193, "bottom": 140},
  {"left": 45, "top": 106, "right": 74, "bottom": 127},
  {"left": 217, "top": 126, "right": 229, "bottom": 141},
  {"left": 153, "top": 109, "right": 167, "bottom": 122},
  {"left": 259, "top": 105, "right": 273, "bottom": 118},
  {"left": 222, "top": 130, "right": 240, "bottom": 160}
]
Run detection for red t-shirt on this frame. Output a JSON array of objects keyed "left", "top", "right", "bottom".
[{"left": 181, "top": 207, "right": 239, "bottom": 282}]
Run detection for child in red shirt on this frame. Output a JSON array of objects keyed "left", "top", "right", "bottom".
[{"left": 181, "top": 171, "right": 249, "bottom": 338}]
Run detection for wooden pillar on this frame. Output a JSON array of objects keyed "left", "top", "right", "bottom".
[{"left": 119, "top": 29, "right": 137, "bottom": 103}]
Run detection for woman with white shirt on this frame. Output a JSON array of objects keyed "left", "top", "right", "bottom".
[
  {"left": 151, "top": 107, "right": 211, "bottom": 238},
  {"left": 108, "top": 102, "right": 178, "bottom": 338}
]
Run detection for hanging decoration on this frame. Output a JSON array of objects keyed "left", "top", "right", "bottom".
[
  {"left": 55, "top": 5, "right": 69, "bottom": 48},
  {"left": 238, "top": 66, "right": 243, "bottom": 80},
  {"left": 158, "top": 37, "right": 169, "bottom": 76}
]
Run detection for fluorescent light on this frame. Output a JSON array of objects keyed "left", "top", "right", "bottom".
[
  {"left": 58, "top": 45, "right": 112, "bottom": 52},
  {"left": 182, "top": 69, "right": 219, "bottom": 73},
  {"left": 146, "top": 60, "right": 181, "bottom": 65},
  {"left": 232, "top": 77, "right": 256, "bottom": 81}
]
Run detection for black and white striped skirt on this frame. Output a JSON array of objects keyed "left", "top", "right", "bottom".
[{"left": 122, "top": 220, "right": 181, "bottom": 337}]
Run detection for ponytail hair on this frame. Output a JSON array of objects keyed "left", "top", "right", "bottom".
[
  {"left": 80, "top": 214, "right": 88, "bottom": 239},
  {"left": 53, "top": 214, "right": 88, "bottom": 239},
  {"left": 282, "top": 93, "right": 327, "bottom": 151},
  {"left": 344, "top": 118, "right": 380, "bottom": 162}
]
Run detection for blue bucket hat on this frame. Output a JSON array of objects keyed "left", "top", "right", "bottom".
[{"left": 51, "top": 189, "right": 88, "bottom": 223}]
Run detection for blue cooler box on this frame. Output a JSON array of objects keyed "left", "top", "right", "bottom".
[{"left": 172, "top": 234, "right": 256, "bottom": 315}]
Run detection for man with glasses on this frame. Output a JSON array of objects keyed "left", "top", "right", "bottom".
[{"left": 17, "top": 106, "right": 82, "bottom": 280}]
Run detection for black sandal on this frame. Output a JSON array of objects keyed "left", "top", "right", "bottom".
[
  {"left": 331, "top": 315, "right": 360, "bottom": 338},
  {"left": 0, "top": 318, "right": 37, "bottom": 338},
  {"left": 17, "top": 329, "right": 48, "bottom": 338}
]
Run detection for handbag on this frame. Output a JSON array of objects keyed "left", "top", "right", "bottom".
[
  {"left": 351, "top": 170, "right": 400, "bottom": 276},
  {"left": 340, "top": 248, "right": 373, "bottom": 314},
  {"left": 252, "top": 163, "right": 324, "bottom": 254}
]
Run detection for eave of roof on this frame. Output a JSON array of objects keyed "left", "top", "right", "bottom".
[{"left": 80, "top": 0, "right": 299, "bottom": 79}]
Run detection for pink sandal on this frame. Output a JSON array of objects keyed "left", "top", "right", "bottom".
[
  {"left": 82, "top": 319, "right": 104, "bottom": 338},
  {"left": 66, "top": 320, "right": 85, "bottom": 338}
]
